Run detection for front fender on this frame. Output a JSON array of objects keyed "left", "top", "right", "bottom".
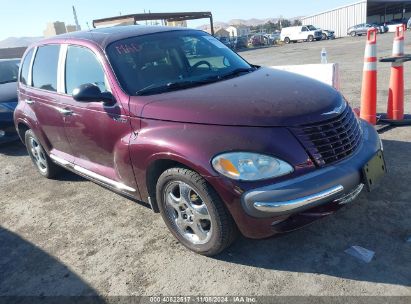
[{"left": 129, "top": 118, "right": 313, "bottom": 204}]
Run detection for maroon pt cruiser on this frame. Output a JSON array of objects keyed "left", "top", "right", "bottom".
[{"left": 14, "top": 26, "right": 386, "bottom": 255}]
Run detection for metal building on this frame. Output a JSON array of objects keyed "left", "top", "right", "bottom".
[{"left": 301, "top": 0, "right": 411, "bottom": 37}]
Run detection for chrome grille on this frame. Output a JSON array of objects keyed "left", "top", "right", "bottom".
[{"left": 293, "top": 105, "right": 362, "bottom": 166}]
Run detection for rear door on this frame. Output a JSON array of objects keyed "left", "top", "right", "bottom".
[
  {"left": 58, "top": 44, "right": 138, "bottom": 195},
  {"left": 23, "top": 44, "right": 73, "bottom": 162}
]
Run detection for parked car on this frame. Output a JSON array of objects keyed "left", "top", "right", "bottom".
[
  {"left": 231, "top": 36, "right": 248, "bottom": 50},
  {"left": 0, "top": 58, "right": 20, "bottom": 144},
  {"left": 347, "top": 23, "right": 379, "bottom": 36},
  {"left": 385, "top": 19, "right": 407, "bottom": 32},
  {"left": 319, "top": 29, "right": 335, "bottom": 40},
  {"left": 248, "top": 34, "right": 266, "bottom": 47},
  {"left": 281, "top": 25, "right": 322, "bottom": 43},
  {"left": 264, "top": 32, "right": 281, "bottom": 45},
  {"left": 374, "top": 23, "right": 389, "bottom": 33},
  {"left": 15, "top": 26, "right": 385, "bottom": 256}
]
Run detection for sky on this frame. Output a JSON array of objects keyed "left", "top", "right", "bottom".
[{"left": 0, "top": 0, "right": 353, "bottom": 40}]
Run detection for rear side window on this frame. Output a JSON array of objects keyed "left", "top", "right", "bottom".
[
  {"left": 32, "top": 45, "right": 60, "bottom": 92},
  {"left": 65, "top": 45, "right": 108, "bottom": 95},
  {"left": 20, "top": 48, "right": 34, "bottom": 85}
]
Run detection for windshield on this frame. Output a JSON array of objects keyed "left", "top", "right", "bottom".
[
  {"left": 0, "top": 60, "right": 20, "bottom": 84},
  {"left": 307, "top": 25, "right": 317, "bottom": 31},
  {"left": 107, "top": 31, "right": 253, "bottom": 96}
]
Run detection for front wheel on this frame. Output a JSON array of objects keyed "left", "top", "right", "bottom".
[
  {"left": 322, "top": 33, "right": 328, "bottom": 40},
  {"left": 284, "top": 37, "right": 290, "bottom": 44},
  {"left": 156, "top": 168, "right": 237, "bottom": 256},
  {"left": 350, "top": 31, "right": 356, "bottom": 37},
  {"left": 25, "top": 129, "right": 61, "bottom": 178}
]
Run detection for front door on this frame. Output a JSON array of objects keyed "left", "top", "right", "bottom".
[
  {"left": 300, "top": 26, "right": 309, "bottom": 40},
  {"left": 58, "top": 45, "right": 138, "bottom": 195}
]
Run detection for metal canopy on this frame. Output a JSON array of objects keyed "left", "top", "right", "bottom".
[
  {"left": 367, "top": 0, "right": 411, "bottom": 18},
  {"left": 93, "top": 12, "right": 214, "bottom": 35}
]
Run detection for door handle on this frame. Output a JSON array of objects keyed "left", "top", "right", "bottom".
[
  {"left": 24, "top": 99, "right": 35, "bottom": 105},
  {"left": 58, "top": 108, "right": 74, "bottom": 116}
]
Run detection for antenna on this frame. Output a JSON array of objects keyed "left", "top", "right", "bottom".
[{"left": 72, "top": 5, "right": 81, "bottom": 31}]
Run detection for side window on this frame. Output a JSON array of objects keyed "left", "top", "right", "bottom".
[
  {"left": 302, "top": 27, "right": 308, "bottom": 32},
  {"left": 20, "top": 48, "right": 34, "bottom": 85},
  {"left": 32, "top": 45, "right": 60, "bottom": 91},
  {"left": 65, "top": 46, "right": 109, "bottom": 95}
]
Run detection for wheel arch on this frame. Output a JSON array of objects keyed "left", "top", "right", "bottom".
[
  {"left": 145, "top": 154, "right": 214, "bottom": 213},
  {"left": 16, "top": 121, "right": 30, "bottom": 143}
]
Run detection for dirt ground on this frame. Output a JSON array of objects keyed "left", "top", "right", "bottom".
[{"left": 0, "top": 33, "right": 410, "bottom": 297}]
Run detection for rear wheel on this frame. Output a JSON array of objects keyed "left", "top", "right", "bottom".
[
  {"left": 156, "top": 167, "right": 237, "bottom": 256},
  {"left": 308, "top": 35, "right": 314, "bottom": 42},
  {"left": 284, "top": 37, "right": 290, "bottom": 44},
  {"left": 25, "top": 129, "right": 61, "bottom": 178},
  {"left": 322, "top": 33, "right": 328, "bottom": 40}
]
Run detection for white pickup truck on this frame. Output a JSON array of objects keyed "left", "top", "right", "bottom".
[{"left": 280, "top": 25, "right": 323, "bottom": 43}]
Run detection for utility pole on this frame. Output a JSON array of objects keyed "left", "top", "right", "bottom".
[{"left": 72, "top": 6, "right": 81, "bottom": 31}]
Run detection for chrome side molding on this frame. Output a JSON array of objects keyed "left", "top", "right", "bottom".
[
  {"left": 253, "top": 185, "right": 344, "bottom": 213},
  {"left": 50, "top": 154, "right": 71, "bottom": 166},
  {"left": 50, "top": 153, "right": 136, "bottom": 192}
]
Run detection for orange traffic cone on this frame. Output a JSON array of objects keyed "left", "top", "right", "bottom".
[
  {"left": 360, "top": 28, "right": 378, "bottom": 125},
  {"left": 387, "top": 25, "right": 405, "bottom": 120}
]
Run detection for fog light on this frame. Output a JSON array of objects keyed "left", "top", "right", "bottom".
[{"left": 0, "top": 130, "right": 5, "bottom": 137}]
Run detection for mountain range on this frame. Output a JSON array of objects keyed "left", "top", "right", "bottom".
[
  {"left": 0, "top": 17, "right": 303, "bottom": 48},
  {"left": 0, "top": 36, "right": 43, "bottom": 48}
]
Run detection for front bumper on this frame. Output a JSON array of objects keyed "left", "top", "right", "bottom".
[
  {"left": 327, "top": 33, "right": 335, "bottom": 39},
  {"left": 241, "top": 120, "right": 381, "bottom": 218}
]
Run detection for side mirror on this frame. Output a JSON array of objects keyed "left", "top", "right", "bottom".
[{"left": 72, "top": 83, "right": 115, "bottom": 105}]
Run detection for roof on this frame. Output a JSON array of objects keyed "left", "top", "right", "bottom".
[
  {"left": 301, "top": 0, "right": 366, "bottom": 20},
  {"left": 0, "top": 58, "right": 20, "bottom": 62},
  {"left": 35, "top": 25, "right": 198, "bottom": 49},
  {"left": 93, "top": 12, "right": 213, "bottom": 27}
]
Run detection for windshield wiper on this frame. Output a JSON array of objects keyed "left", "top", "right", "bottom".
[
  {"left": 217, "top": 67, "right": 256, "bottom": 80},
  {"left": 136, "top": 67, "right": 257, "bottom": 96},
  {"left": 136, "top": 79, "right": 220, "bottom": 96}
]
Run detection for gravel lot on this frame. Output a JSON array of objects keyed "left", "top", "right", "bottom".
[{"left": 1, "top": 33, "right": 410, "bottom": 298}]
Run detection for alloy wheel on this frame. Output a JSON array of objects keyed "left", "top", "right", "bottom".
[
  {"left": 29, "top": 137, "right": 48, "bottom": 174},
  {"left": 164, "top": 181, "right": 212, "bottom": 245}
]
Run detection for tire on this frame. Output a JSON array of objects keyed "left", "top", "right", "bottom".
[
  {"left": 350, "top": 31, "right": 356, "bottom": 37},
  {"left": 322, "top": 33, "right": 328, "bottom": 40},
  {"left": 25, "top": 129, "right": 61, "bottom": 178},
  {"left": 308, "top": 35, "right": 314, "bottom": 42},
  {"left": 284, "top": 37, "right": 290, "bottom": 44},
  {"left": 156, "top": 167, "right": 237, "bottom": 256}
]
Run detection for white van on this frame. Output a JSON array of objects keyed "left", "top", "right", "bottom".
[{"left": 280, "top": 25, "right": 322, "bottom": 44}]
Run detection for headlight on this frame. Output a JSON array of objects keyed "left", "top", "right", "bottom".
[
  {"left": 212, "top": 152, "right": 294, "bottom": 181},
  {"left": 0, "top": 102, "right": 17, "bottom": 113}
]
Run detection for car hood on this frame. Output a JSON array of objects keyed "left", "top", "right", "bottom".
[
  {"left": 0, "top": 82, "right": 18, "bottom": 103},
  {"left": 133, "top": 67, "right": 345, "bottom": 127}
]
